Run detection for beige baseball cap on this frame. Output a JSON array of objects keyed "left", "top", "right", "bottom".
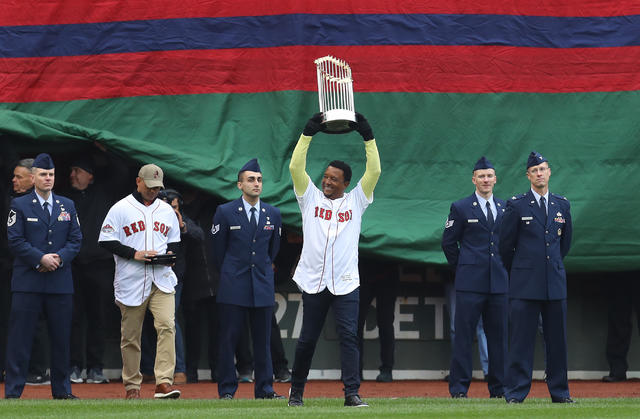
[{"left": 138, "top": 164, "right": 164, "bottom": 188}]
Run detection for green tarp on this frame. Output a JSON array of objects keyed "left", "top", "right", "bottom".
[{"left": 2, "top": 90, "right": 640, "bottom": 271}]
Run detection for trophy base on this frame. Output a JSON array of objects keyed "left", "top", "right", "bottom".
[{"left": 322, "top": 110, "right": 356, "bottom": 134}]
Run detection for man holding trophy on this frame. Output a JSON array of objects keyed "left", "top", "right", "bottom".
[{"left": 286, "top": 56, "right": 381, "bottom": 408}]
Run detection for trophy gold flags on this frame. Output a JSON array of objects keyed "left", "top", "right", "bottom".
[{"left": 314, "top": 55, "right": 356, "bottom": 133}]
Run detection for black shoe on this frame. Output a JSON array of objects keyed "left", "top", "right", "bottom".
[
  {"left": 506, "top": 398, "right": 522, "bottom": 404},
  {"left": 376, "top": 371, "right": 393, "bottom": 383},
  {"left": 344, "top": 394, "right": 368, "bottom": 407},
  {"left": 274, "top": 369, "right": 292, "bottom": 383},
  {"left": 552, "top": 397, "right": 575, "bottom": 403},
  {"left": 490, "top": 394, "right": 504, "bottom": 399},
  {"left": 258, "top": 392, "right": 285, "bottom": 399},
  {"left": 443, "top": 374, "right": 450, "bottom": 382},
  {"left": 220, "top": 393, "right": 234, "bottom": 400},
  {"left": 5, "top": 395, "right": 20, "bottom": 399},
  {"left": 602, "top": 375, "right": 626, "bottom": 383},
  {"left": 288, "top": 389, "right": 303, "bottom": 407},
  {"left": 451, "top": 392, "right": 467, "bottom": 399},
  {"left": 53, "top": 394, "right": 79, "bottom": 400}
]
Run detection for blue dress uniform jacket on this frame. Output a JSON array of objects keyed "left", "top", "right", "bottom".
[
  {"left": 7, "top": 191, "right": 82, "bottom": 293},
  {"left": 442, "top": 193, "right": 508, "bottom": 294},
  {"left": 212, "top": 197, "right": 281, "bottom": 307},
  {"left": 499, "top": 190, "right": 572, "bottom": 300}
]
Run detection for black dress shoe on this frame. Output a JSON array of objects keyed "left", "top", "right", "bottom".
[
  {"left": 489, "top": 394, "right": 504, "bottom": 399},
  {"left": 451, "top": 392, "right": 467, "bottom": 399},
  {"left": 344, "top": 394, "right": 368, "bottom": 407},
  {"left": 602, "top": 375, "right": 626, "bottom": 383},
  {"left": 219, "top": 393, "right": 233, "bottom": 400},
  {"left": 288, "top": 389, "right": 303, "bottom": 407},
  {"left": 506, "top": 398, "right": 522, "bottom": 404},
  {"left": 258, "top": 392, "right": 285, "bottom": 399},
  {"left": 551, "top": 397, "right": 575, "bottom": 403},
  {"left": 53, "top": 393, "right": 79, "bottom": 400}
]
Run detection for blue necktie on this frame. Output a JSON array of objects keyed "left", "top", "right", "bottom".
[
  {"left": 540, "top": 196, "right": 547, "bottom": 218},
  {"left": 43, "top": 202, "right": 51, "bottom": 224},
  {"left": 485, "top": 201, "right": 494, "bottom": 228},
  {"left": 250, "top": 207, "right": 257, "bottom": 233}
]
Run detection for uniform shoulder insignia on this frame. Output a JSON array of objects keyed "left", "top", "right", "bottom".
[{"left": 7, "top": 209, "right": 16, "bottom": 227}]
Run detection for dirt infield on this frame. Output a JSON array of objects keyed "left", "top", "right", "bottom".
[{"left": 4, "top": 379, "right": 640, "bottom": 400}]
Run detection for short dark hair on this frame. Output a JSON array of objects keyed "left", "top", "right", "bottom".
[{"left": 327, "top": 160, "right": 352, "bottom": 182}]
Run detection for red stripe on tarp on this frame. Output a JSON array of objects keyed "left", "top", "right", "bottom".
[
  {"left": 2, "top": 0, "right": 640, "bottom": 26},
  {"left": 2, "top": 45, "right": 639, "bottom": 103}
]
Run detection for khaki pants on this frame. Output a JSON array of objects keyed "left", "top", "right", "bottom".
[{"left": 117, "top": 284, "right": 175, "bottom": 390}]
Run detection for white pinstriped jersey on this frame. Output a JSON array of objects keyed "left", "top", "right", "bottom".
[
  {"left": 98, "top": 194, "right": 180, "bottom": 306},
  {"left": 292, "top": 180, "right": 372, "bottom": 295}
]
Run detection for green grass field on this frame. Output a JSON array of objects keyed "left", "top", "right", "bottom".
[{"left": 2, "top": 397, "right": 639, "bottom": 418}]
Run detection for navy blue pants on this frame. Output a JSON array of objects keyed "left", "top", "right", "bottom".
[
  {"left": 4, "top": 292, "right": 72, "bottom": 398},
  {"left": 216, "top": 303, "right": 273, "bottom": 398},
  {"left": 291, "top": 288, "right": 360, "bottom": 396},
  {"left": 449, "top": 291, "right": 507, "bottom": 397},
  {"left": 505, "top": 298, "right": 570, "bottom": 401}
]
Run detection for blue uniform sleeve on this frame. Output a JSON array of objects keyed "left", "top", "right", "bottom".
[
  {"left": 560, "top": 200, "right": 572, "bottom": 259},
  {"left": 269, "top": 208, "right": 282, "bottom": 262},
  {"left": 441, "top": 203, "right": 463, "bottom": 267},
  {"left": 7, "top": 201, "right": 43, "bottom": 268},
  {"left": 210, "top": 206, "right": 227, "bottom": 274},
  {"left": 498, "top": 200, "right": 518, "bottom": 272},
  {"left": 57, "top": 200, "right": 82, "bottom": 265}
]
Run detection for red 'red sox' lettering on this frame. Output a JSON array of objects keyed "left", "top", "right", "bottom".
[
  {"left": 314, "top": 207, "right": 352, "bottom": 222},
  {"left": 154, "top": 221, "right": 171, "bottom": 237},
  {"left": 123, "top": 221, "right": 146, "bottom": 237},
  {"left": 122, "top": 220, "right": 169, "bottom": 237}
]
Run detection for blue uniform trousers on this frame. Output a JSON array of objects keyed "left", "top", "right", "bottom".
[
  {"left": 505, "top": 298, "right": 569, "bottom": 401},
  {"left": 291, "top": 288, "right": 360, "bottom": 396},
  {"left": 449, "top": 291, "right": 507, "bottom": 396},
  {"left": 217, "top": 303, "right": 273, "bottom": 398},
  {"left": 4, "top": 292, "right": 72, "bottom": 398}
]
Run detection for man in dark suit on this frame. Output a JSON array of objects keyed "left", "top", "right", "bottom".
[
  {"left": 4, "top": 153, "right": 82, "bottom": 399},
  {"left": 442, "top": 156, "right": 508, "bottom": 399},
  {"left": 211, "top": 158, "right": 282, "bottom": 399},
  {"left": 499, "top": 151, "right": 573, "bottom": 403}
]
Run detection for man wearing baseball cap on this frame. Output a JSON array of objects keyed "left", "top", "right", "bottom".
[
  {"left": 499, "top": 151, "right": 573, "bottom": 404},
  {"left": 99, "top": 163, "right": 182, "bottom": 399}
]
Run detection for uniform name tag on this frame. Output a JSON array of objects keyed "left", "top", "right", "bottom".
[
  {"left": 521, "top": 216, "right": 533, "bottom": 221},
  {"left": 263, "top": 225, "right": 274, "bottom": 230},
  {"left": 27, "top": 217, "right": 38, "bottom": 222},
  {"left": 230, "top": 225, "right": 241, "bottom": 230},
  {"left": 467, "top": 219, "right": 479, "bottom": 223}
]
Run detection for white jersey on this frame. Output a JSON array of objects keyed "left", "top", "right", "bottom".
[
  {"left": 293, "top": 180, "right": 372, "bottom": 295},
  {"left": 99, "top": 194, "right": 180, "bottom": 306}
]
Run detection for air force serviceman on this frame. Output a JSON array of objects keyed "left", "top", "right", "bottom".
[
  {"left": 211, "top": 158, "right": 283, "bottom": 400},
  {"left": 442, "top": 156, "right": 508, "bottom": 399},
  {"left": 5, "top": 153, "right": 82, "bottom": 399},
  {"left": 499, "top": 151, "right": 573, "bottom": 403}
]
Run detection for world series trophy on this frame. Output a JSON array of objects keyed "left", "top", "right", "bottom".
[{"left": 314, "top": 55, "right": 356, "bottom": 133}]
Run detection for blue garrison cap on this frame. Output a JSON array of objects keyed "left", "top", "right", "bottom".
[
  {"left": 33, "top": 153, "right": 55, "bottom": 170},
  {"left": 527, "top": 151, "right": 548, "bottom": 169},
  {"left": 238, "top": 158, "right": 261, "bottom": 175},
  {"left": 473, "top": 156, "right": 494, "bottom": 172}
]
